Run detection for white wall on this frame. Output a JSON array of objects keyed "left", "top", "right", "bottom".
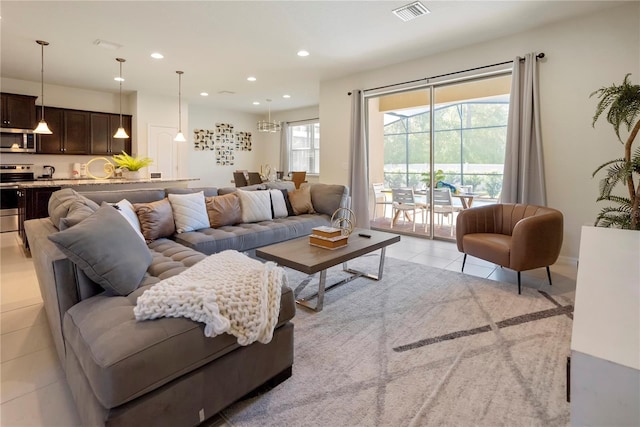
[
  {"left": 188, "top": 105, "right": 264, "bottom": 188},
  {"left": 319, "top": 3, "right": 640, "bottom": 259}
]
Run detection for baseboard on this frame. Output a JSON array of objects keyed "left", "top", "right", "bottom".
[{"left": 557, "top": 255, "right": 578, "bottom": 267}]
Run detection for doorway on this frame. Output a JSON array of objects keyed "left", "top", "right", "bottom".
[{"left": 367, "top": 73, "right": 511, "bottom": 240}]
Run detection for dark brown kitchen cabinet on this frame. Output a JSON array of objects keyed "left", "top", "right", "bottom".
[
  {"left": 36, "top": 108, "right": 90, "bottom": 154},
  {"left": 64, "top": 110, "right": 90, "bottom": 154},
  {"left": 90, "top": 113, "right": 132, "bottom": 155},
  {"left": 1, "top": 93, "right": 37, "bottom": 129},
  {"left": 36, "top": 107, "right": 64, "bottom": 153},
  {"left": 18, "top": 186, "right": 61, "bottom": 249}
]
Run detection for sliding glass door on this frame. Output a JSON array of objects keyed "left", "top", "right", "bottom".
[{"left": 367, "top": 73, "right": 511, "bottom": 240}]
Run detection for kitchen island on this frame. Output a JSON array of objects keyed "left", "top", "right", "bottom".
[{"left": 18, "top": 177, "right": 199, "bottom": 249}]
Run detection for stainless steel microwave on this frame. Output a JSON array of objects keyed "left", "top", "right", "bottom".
[{"left": 0, "top": 129, "right": 36, "bottom": 153}]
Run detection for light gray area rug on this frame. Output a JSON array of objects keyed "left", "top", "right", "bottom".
[{"left": 224, "top": 255, "right": 573, "bottom": 426}]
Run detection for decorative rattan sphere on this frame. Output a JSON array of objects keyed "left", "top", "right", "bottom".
[{"left": 330, "top": 207, "right": 356, "bottom": 236}]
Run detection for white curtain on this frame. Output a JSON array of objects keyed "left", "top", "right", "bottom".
[
  {"left": 349, "top": 90, "right": 370, "bottom": 229},
  {"left": 501, "top": 53, "right": 546, "bottom": 206},
  {"left": 279, "top": 122, "right": 290, "bottom": 174}
]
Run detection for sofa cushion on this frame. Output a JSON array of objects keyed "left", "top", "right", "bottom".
[
  {"left": 165, "top": 187, "right": 218, "bottom": 197},
  {"left": 112, "top": 199, "right": 145, "bottom": 242},
  {"left": 281, "top": 189, "right": 295, "bottom": 216},
  {"left": 174, "top": 214, "right": 332, "bottom": 255},
  {"left": 134, "top": 198, "right": 176, "bottom": 242},
  {"left": 168, "top": 192, "right": 210, "bottom": 233},
  {"left": 81, "top": 188, "right": 166, "bottom": 205},
  {"left": 48, "top": 204, "right": 152, "bottom": 296},
  {"left": 270, "top": 189, "right": 289, "bottom": 219},
  {"left": 237, "top": 189, "right": 273, "bottom": 223},
  {"left": 58, "top": 200, "right": 98, "bottom": 230},
  {"left": 62, "top": 279, "right": 295, "bottom": 409},
  {"left": 462, "top": 233, "right": 511, "bottom": 267},
  {"left": 205, "top": 193, "right": 242, "bottom": 228},
  {"left": 48, "top": 188, "right": 100, "bottom": 230},
  {"left": 310, "top": 183, "right": 349, "bottom": 216},
  {"left": 288, "top": 185, "right": 315, "bottom": 215}
]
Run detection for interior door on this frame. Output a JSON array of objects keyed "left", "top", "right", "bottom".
[{"left": 148, "top": 125, "right": 180, "bottom": 179}]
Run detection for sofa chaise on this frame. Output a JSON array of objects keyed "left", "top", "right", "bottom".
[{"left": 25, "top": 181, "right": 349, "bottom": 426}]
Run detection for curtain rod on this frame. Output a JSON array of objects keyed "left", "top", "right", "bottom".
[
  {"left": 347, "top": 53, "right": 545, "bottom": 95},
  {"left": 285, "top": 117, "right": 319, "bottom": 124}
]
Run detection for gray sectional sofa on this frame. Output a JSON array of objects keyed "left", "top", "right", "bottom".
[{"left": 25, "top": 182, "right": 349, "bottom": 426}]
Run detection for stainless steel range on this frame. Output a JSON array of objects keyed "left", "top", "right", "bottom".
[{"left": 0, "top": 164, "right": 34, "bottom": 233}]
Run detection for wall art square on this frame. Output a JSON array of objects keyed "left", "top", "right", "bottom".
[
  {"left": 213, "top": 122, "right": 235, "bottom": 165},
  {"left": 235, "top": 131, "right": 252, "bottom": 151},
  {"left": 193, "top": 129, "right": 215, "bottom": 150}
]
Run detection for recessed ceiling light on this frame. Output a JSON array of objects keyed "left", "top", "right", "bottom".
[
  {"left": 150, "top": 52, "right": 164, "bottom": 59},
  {"left": 283, "top": 94, "right": 291, "bottom": 99},
  {"left": 253, "top": 101, "right": 260, "bottom": 105},
  {"left": 247, "top": 76, "right": 257, "bottom": 82},
  {"left": 200, "top": 92, "right": 209, "bottom": 97},
  {"left": 297, "top": 50, "right": 310, "bottom": 57},
  {"left": 114, "top": 77, "right": 124, "bottom": 82}
]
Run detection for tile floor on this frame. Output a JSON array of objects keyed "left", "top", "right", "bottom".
[{"left": 0, "top": 230, "right": 577, "bottom": 426}]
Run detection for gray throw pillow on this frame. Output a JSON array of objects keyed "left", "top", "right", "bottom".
[
  {"left": 48, "top": 188, "right": 100, "bottom": 230},
  {"left": 48, "top": 204, "right": 152, "bottom": 296}
]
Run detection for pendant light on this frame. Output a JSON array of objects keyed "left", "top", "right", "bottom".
[
  {"left": 174, "top": 71, "right": 186, "bottom": 142},
  {"left": 113, "top": 58, "right": 129, "bottom": 139},
  {"left": 33, "top": 40, "right": 52, "bottom": 135},
  {"left": 257, "top": 99, "right": 281, "bottom": 133}
]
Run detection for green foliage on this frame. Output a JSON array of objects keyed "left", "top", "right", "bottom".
[
  {"left": 420, "top": 169, "right": 445, "bottom": 187},
  {"left": 590, "top": 74, "right": 640, "bottom": 229},
  {"left": 112, "top": 151, "right": 153, "bottom": 171}
]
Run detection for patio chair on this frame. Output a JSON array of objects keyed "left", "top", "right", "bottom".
[
  {"left": 372, "top": 183, "right": 392, "bottom": 220},
  {"left": 432, "top": 188, "right": 457, "bottom": 236},
  {"left": 391, "top": 188, "right": 427, "bottom": 232}
]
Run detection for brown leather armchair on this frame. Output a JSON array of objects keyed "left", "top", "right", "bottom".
[{"left": 455, "top": 204, "right": 563, "bottom": 294}]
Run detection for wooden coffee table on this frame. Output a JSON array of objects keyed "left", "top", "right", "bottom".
[{"left": 256, "top": 228, "right": 400, "bottom": 312}]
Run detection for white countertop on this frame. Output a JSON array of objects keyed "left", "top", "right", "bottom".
[
  {"left": 571, "top": 226, "right": 640, "bottom": 370},
  {"left": 18, "top": 177, "right": 199, "bottom": 188}
]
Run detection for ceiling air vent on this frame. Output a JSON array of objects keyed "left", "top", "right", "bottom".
[{"left": 392, "top": 1, "right": 430, "bottom": 22}]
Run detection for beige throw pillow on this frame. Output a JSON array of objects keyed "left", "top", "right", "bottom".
[
  {"left": 205, "top": 193, "right": 242, "bottom": 228},
  {"left": 134, "top": 198, "right": 176, "bottom": 242},
  {"left": 288, "top": 185, "right": 315, "bottom": 215}
]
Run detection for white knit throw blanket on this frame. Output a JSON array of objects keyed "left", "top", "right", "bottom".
[{"left": 133, "top": 250, "right": 284, "bottom": 346}]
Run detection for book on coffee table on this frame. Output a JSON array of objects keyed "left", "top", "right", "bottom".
[
  {"left": 311, "top": 226, "right": 343, "bottom": 238},
  {"left": 309, "top": 233, "right": 349, "bottom": 250}
]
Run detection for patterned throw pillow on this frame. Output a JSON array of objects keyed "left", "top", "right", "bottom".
[
  {"left": 205, "top": 193, "right": 242, "bottom": 228},
  {"left": 167, "top": 192, "right": 210, "bottom": 233},
  {"left": 237, "top": 190, "right": 273, "bottom": 223}
]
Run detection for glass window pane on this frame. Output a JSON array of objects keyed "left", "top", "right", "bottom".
[{"left": 288, "top": 121, "right": 320, "bottom": 174}]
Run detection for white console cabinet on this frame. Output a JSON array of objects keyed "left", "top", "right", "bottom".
[{"left": 570, "top": 226, "right": 640, "bottom": 426}]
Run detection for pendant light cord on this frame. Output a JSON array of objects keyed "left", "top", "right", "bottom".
[
  {"left": 40, "top": 42, "right": 45, "bottom": 121},
  {"left": 178, "top": 72, "right": 182, "bottom": 132},
  {"left": 119, "top": 60, "right": 123, "bottom": 127}
]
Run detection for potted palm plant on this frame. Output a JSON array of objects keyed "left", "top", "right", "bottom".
[
  {"left": 590, "top": 74, "right": 640, "bottom": 230},
  {"left": 112, "top": 151, "right": 153, "bottom": 180}
]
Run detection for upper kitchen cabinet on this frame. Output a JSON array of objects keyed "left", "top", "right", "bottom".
[
  {"left": 90, "top": 113, "right": 132, "bottom": 155},
  {"left": 1, "top": 93, "right": 37, "bottom": 129},
  {"left": 37, "top": 108, "right": 90, "bottom": 154}
]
